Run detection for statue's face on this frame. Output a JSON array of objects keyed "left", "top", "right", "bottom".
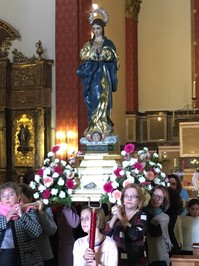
[
  {"left": 91, "top": 132, "right": 102, "bottom": 142},
  {"left": 92, "top": 24, "right": 103, "bottom": 38}
]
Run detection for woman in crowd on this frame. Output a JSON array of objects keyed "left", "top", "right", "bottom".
[
  {"left": 73, "top": 205, "right": 118, "bottom": 266},
  {"left": 0, "top": 182, "right": 43, "bottom": 266},
  {"left": 167, "top": 174, "right": 189, "bottom": 215},
  {"left": 105, "top": 183, "right": 148, "bottom": 266},
  {"left": 20, "top": 183, "right": 57, "bottom": 266},
  {"left": 174, "top": 198, "right": 199, "bottom": 255},
  {"left": 77, "top": 17, "right": 119, "bottom": 141},
  {"left": 144, "top": 185, "right": 172, "bottom": 266},
  {"left": 165, "top": 186, "right": 183, "bottom": 256}
]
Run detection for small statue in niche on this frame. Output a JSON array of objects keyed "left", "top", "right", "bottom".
[{"left": 17, "top": 124, "right": 32, "bottom": 154}]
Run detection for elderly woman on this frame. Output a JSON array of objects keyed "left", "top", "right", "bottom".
[
  {"left": 105, "top": 183, "right": 148, "bottom": 266},
  {"left": 77, "top": 17, "right": 119, "bottom": 141}
]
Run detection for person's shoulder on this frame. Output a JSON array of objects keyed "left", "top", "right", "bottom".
[{"left": 105, "top": 235, "right": 117, "bottom": 246}]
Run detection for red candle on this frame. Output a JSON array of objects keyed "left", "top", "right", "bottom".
[{"left": 89, "top": 208, "right": 97, "bottom": 251}]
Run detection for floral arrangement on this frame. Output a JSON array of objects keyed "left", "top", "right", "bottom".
[
  {"left": 101, "top": 143, "right": 168, "bottom": 204},
  {"left": 30, "top": 145, "right": 79, "bottom": 206}
]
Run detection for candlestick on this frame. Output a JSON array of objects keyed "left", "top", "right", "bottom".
[
  {"left": 181, "top": 159, "right": 185, "bottom": 170},
  {"left": 89, "top": 209, "right": 97, "bottom": 251},
  {"left": 192, "top": 80, "right": 196, "bottom": 98}
]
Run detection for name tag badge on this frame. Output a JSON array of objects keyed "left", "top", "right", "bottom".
[
  {"left": 121, "top": 253, "right": 128, "bottom": 259},
  {"left": 119, "top": 231, "right": 124, "bottom": 238}
]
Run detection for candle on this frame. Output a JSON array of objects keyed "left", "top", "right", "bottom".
[
  {"left": 193, "top": 80, "right": 196, "bottom": 98},
  {"left": 174, "top": 158, "right": 177, "bottom": 168},
  {"left": 89, "top": 208, "right": 97, "bottom": 251}
]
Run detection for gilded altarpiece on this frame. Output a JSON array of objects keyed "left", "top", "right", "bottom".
[{"left": 0, "top": 24, "right": 53, "bottom": 182}]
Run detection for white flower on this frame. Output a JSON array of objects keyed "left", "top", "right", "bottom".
[
  {"left": 126, "top": 171, "right": 132, "bottom": 178},
  {"left": 140, "top": 153, "right": 147, "bottom": 160},
  {"left": 153, "top": 153, "right": 159, "bottom": 158},
  {"left": 130, "top": 158, "right": 138, "bottom": 165},
  {"left": 134, "top": 168, "right": 140, "bottom": 174},
  {"left": 61, "top": 160, "right": 67, "bottom": 166},
  {"left": 67, "top": 189, "right": 73, "bottom": 195},
  {"left": 35, "top": 175, "right": 40, "bottom": 183},
  {"left": 54, "top": 158, "right": 60, "bottom": 164},
  {"left": 149, "top": 161, "right": 155, "bottom": 166},
  {"left": 109, "top": 195, "right": 116, "bottom": 204},
  {"left": 143, "top": 147, "right": 148, "bottom": 152},
  {"left": 112, "top": 181, "right": 119, "bottom": 189},
  {"left": 47, "top": 151, "right": 54, "bottom": 157},
  {"left": 43, "top": 199, "right": 49, "bottom": 205},
  {"left": 52, "top": 172, "right": 59, "bottom": 178},
  {"left": 51, "top": 188, "right": 58, "bottom": 195},
  {"left": 58, "top": 178, "right": 64, "bottom": 186},
  {"left": 121, "top": 150, "right": 126, "bottom": 156},
  {"left": 122, "top": 160, "right": 130, "bottom": 168},
  {"left": 156, "top": 163, "right": 162, "bottom": 169},
  {"left": 119, "top": 170, "right": 125, "bottom": 176},
  {"left": 30, "top": 181, "right": 36, "bottom": 189},
  {"left": 155, "top": 168, "right": 161, "bottom": 173},
  {"left": 138, "top": 176, "right": 146, "bottom": 183},
  {"left": 44, "top": 168, "right": 51, "bottom": 176},
  {"left": 110, "top": 174, "right": 117, "bottom": 182},
  {"left": 137, "top": 150, "right": 143, "bottom": 155},
  {"left": 161, "top": 172, "right": 166, "bottom": 178},
  {"left": 44, "top": 158, "right": 50, "bottom": 164},
  {"left": 154, "top": 177, "right": 160, "bottom": 184},
  {"left": 59, "top": 191, "right": 66, "bottom": 198},
  {"left": 117, "top": 199, "right": 122, "bottom": 205},
  {"left": 33, "top": 192, "right": 40, "bottom": 199},
  {"left": 66, "top": 164, "right": 73, "bottom": 171},
  {"left": 38, "top": 184, "right": 46, "bottom": 193},
  {"left": 128, "top": 176, "right": 135, "bottom": 182}
]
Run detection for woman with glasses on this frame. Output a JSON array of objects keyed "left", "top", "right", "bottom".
[
  {"left": 0, "top": 182, "right": 43, "bottom": 266},
  {"left": 105, "top": 183, "right": 148, "bottom": 266},
  {"left": 73, "top": 205, "right": 118, "bottom": 266},
  {"left": 144, "top": 185, "right": 172, "bottom": 266}
]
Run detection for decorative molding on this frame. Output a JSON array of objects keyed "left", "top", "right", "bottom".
[
  {"left": 125, "top": 0, "right": 142, "bottom": 21},
  {"left": 0, "top": 19, "right": 20, "bottom": 59}
]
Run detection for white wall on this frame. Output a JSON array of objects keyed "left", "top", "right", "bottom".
[{"left": 138, "top": 0, "right": 192, "bottom": 112}]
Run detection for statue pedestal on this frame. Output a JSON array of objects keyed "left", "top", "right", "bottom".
[{"left": 72, "top": 152, "right": 121, "bottom": 202}]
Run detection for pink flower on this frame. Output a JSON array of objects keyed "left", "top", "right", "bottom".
[
  {"left": 66, "top": 179, "right": 75, "bottom": 189},
  {"left": 103, "top": 182, "right": 114, "bottom": 193},
  {"left": 114, "top": 167, "right": 123, "bottom": 177},
  {"left": 112, "top": 190, "right": 122, "bottom": 200},
  {"left": 52, "top": 145, "right": 61, "bottom": 153},
  {"left": 54, "top": 166, "right": 63, "bottom": 175},
  {"left": 42, "top": 189, "right": 51, "bottom": 199},
  {"left": 132, "top": 162, "right": 143, "bottom": 171},
  {"left": 123, "top": 179, "right": 131, "bottom": 187},
  {"left": 124, "top": 143, "right": 135, "bottom": 154},
  {"left": 43, "top": 176, "right": 54, "bottom": 186},
  {"left": 146, "top": 171, "right": 155, "bottom": 180},
  {"left": 37, "top": 168, "right": 44, "bottom": 176}
]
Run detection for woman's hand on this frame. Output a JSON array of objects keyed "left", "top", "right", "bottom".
[{"left": 111, "top": 205, "right": 124, "bottom": 219}]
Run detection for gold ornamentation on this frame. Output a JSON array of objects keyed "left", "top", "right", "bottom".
[
  {"left": 36, "top": 40, "right": 44, "bottom": 60},
  {"left": 12, "top": 48, "right": 36, "bottom": 63},
  {"left": 0, "top": 19, "right": 20, "bottom": 59},
  {"left": 125, "top": 0, "right": 142, "bottom": 21}
]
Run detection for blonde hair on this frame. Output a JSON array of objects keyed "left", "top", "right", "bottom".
[{"left": 121, "top": 183, "right": 144, "bottom": 209}]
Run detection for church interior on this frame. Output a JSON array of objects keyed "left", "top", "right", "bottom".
[{"left": 1, "top": 0, "right": 199, "bottom": 265}]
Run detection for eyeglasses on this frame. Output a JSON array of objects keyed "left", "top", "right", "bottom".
[
  {"left": 124, "top": 194, "right": 138, "bottom": 200},
  {"left": 1, "top": 192, "right": 15, "bottom": 198},
  {"left": 80, "top": 216, "right": 91, "bottom": 223},
  {"left": 152, "top": 192, "right": 164, "bottom": 201}
]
